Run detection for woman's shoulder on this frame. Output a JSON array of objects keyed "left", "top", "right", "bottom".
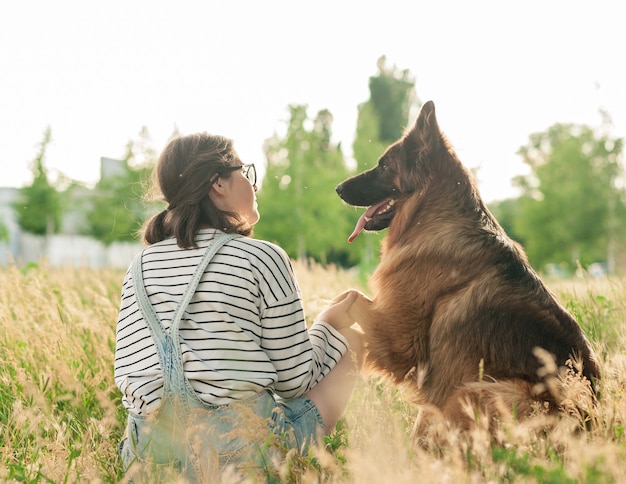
[
  {"left": 232, "top": 235, "right": 283, "bottom": 251},
  {"left": 228, "top": 235, "right": 291, "bottom": 266},
  {"left": 229, "top": 236, "right": 299, "bottom": 299}
]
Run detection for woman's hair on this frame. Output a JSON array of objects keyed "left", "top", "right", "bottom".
[{"left": 141, "top": 133, "right": 253, "bottom": 248}]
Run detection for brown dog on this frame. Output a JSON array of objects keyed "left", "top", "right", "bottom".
[{"left": 336, "top": 101, "right": 600, "bottom": 431}]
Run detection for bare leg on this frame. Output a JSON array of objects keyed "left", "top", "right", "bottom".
[{"left": 306, "top": 325, "right": 364, "bottom": 433}]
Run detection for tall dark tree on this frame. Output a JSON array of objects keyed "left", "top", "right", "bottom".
[
  {"left": 368, "top": 55, "right": 418, "bottom": 143},
  {"left": 513, "top": 122, "right": 624, "bottom": 271},
  {"left": 255, "top": 105, "right": 355, "bottom": 265},
  {"left": 13, "top": 127, "right": 62, "bottom": 236}
]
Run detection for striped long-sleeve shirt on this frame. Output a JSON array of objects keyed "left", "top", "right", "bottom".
[{"left": 114, "top": 228, "right": 348, "bottom": 416}]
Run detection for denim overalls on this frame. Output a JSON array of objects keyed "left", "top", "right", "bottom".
[{"left": 119, "top": 234, "right": 314, "bottom": 482}]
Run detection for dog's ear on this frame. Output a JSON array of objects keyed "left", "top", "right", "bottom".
[
  {"left": 406, "top": 101, "right": 445, "bottom": 158},
  {"left": 410, "top": 101, "right": 442, "bottom": 152}
]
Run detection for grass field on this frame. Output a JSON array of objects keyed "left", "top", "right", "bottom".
[{"left": 0, "top": 261, "right": 625, "bottom": 483}]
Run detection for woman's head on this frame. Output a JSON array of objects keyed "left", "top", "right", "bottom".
[{"left": 142, "top": 133, "right": 259, "bottom": 248}]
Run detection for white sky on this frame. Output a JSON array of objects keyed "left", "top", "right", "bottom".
[{"left": 1, "top": 0, "right": 624, "bottom": 202}]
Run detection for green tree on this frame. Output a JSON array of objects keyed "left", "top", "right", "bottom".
[
  {"left": 13, "top": 127, "right": 62, "bottom": 236},
  {"left": 487, "top": 198, "right": 525, "bottom": 246},
  {"left": 85, "top": 128, "right": 155, "bottom": 245},
  {"left": 352, "top": 102, "right": 388, "bottom": 172},
  {"left": 256, "top": 105, "right": 355, "bottom": 265},
  {"left": 348, "top": 57, "right": 419, "bottom": 271},
  {"left": 368, "top": 55, "right": 418, "bottom": 143},
  {"left": 513, "top": 122, "right": 624, "bottom": 271}
]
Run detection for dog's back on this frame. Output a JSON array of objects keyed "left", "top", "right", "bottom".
[{"left": 337, "top": 101, "right": 600, "bottom": 426}]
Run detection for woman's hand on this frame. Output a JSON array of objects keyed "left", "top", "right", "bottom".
[{"left": 317, "top": 289, "right": 361, "bottom": 329}]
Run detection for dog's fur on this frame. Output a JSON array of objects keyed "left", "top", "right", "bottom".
[{"left": 336, "top": 101, "right": 600, "bottom": 431}]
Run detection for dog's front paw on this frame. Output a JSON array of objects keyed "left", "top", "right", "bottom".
[{"left": 348, "top": 291, "right": 374, "bottom": 328}]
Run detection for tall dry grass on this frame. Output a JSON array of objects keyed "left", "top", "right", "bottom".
[
  {"left": 0, "top": 263, "right": 125, "bottom": 482},
  {"left": 1, "top": 260, "right": 625, "bottom": 482}
]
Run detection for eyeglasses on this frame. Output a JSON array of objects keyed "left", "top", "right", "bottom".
[{"left": 212, "top": 163, "right": 257, "bottom": 187}]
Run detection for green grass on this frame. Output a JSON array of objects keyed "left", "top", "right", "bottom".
[{"left": 1, "top": 261, "right": 625, "bottom": 482}]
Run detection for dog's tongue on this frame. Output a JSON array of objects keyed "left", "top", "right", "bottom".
[
  {"left": 348, "top": 215, "right": 367, "bottom": 243},
  {"left": 347, "top": 200, "right": 389, "bottom": 243}
]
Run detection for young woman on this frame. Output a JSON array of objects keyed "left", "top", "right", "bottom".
[{"left": 114, "top": 133, "right": 364, "bottom": 480}]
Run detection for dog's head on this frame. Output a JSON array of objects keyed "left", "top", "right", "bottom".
[{"left": 336, "top": 100, "right": 449, "bottom": 242}]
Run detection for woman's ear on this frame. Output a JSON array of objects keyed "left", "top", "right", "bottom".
[
  {"left": 209, "top": 178, "right": 231, "bottom": 211},
  {"left": 211, "top": 179, "right": 226, "bottom": 196}
]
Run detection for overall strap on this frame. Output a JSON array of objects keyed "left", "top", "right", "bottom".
[
  {"left": 132, "top": 233, "right": 239, "bottom": 392},
  {"left": 168, "top": 233, "right": 238, "bottom": 365}
]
